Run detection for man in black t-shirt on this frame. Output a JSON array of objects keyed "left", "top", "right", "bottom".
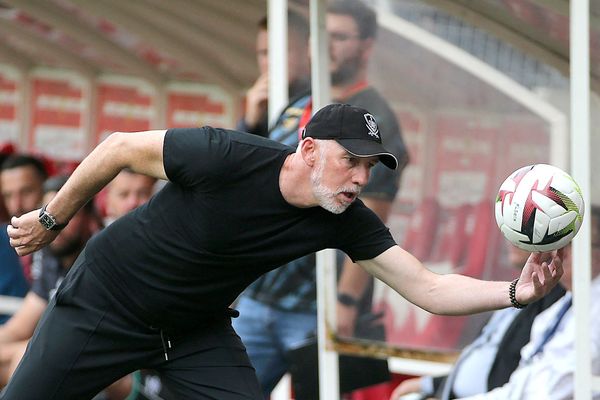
[{"left": 4, "top": 104, "right": 563, "bottom": 400}]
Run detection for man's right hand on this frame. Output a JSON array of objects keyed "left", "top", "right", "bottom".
[
  {"left": 7, "top": 209, "right": 59, "bottom": 256},
  {"left": 244, "top": 73, "right": 269, "bottom": 129}
]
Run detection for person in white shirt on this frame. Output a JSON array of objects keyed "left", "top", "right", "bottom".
[
  {"left": 390, "top": 246, "right": 566, "bottom": 400},
  {"left": 457, "top": 205, "right": 600, "bottom": 400}
]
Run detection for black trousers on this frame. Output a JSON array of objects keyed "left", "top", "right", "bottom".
[{"left": 0, "top": 255, "right": 262, "bottom": 400}]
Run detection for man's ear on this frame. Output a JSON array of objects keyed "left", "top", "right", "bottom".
[{"left": 300, "top": 138, "right": 317, "bottom": 167}]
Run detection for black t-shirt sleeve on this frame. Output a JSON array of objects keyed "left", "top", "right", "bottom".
[
  {"left": 163, "top": 127, "right": 232, "bottom": 187},
  {"left": 336, "top": 202, "right": 396, "bottom": 262}
]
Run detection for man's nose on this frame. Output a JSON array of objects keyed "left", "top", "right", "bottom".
[{"left": 353, "top": 166, "right": 370, "bottom": 186}]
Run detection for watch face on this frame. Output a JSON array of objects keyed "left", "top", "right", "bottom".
[{"left": 39, "top": 213, "right": 55, "bottom": 230}]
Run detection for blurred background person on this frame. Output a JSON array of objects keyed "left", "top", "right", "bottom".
[
  {"left": 102, "top": 168, "right": 157, "bottom": 226},
  {"left": 390, "top": 244, "right": 566, "bottom": 400},
  {"left": 236, "top": 9, "right": 310, "bottom": 137},
  {"left": 233, "top": 1, "right": 409, "bottom": 397},
  {"left": 455, "top": 205, "right": 600, "bottom": 399},
  {"left": 0, "top": 154, "right": 48, "bottom": 283},
  {"left": 0, "top": 149, "right": 28, "bottom": 325},
  {"left": 0, "top": 220, "right": 28, "bottom": 325},
  {"left": 0, "top": 175, "right": 101, "bottom": 389}
]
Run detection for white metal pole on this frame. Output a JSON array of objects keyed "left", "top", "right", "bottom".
[
  {"left": 267, "top": 0, "right": 288, "bottom": 127},
  {"left": 310, "top": 1, "right": 338, "bottom": 399},
  {"left": 570, "top": 0, "right": 593, "bottom": 399}
]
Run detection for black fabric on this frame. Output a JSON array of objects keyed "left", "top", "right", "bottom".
[
  {"left": 30, "top": 249, "right": 66, "bottom": 302},
  {"left": 244, "top": 86, "right": 407, "bottom": 313},
  {"left": 486, "top": 283, "right": 566, "bottom": 390},
  {"left": 1, "top": 253, "right": 263, "bottom": 400},
  {"left": 84, "top": 127, "right": 395, "bottom": 331}
]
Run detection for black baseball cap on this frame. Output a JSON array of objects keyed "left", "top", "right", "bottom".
[{"left": 301, "top": 103, "right": 398, "bottom": 170}]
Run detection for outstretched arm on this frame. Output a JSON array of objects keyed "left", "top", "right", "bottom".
[
  {"left": 358, "top": 245, "right": 563, "bottom": 315},
  {"left": 7, "top": 130, "right": 167, "bottom": 256}
]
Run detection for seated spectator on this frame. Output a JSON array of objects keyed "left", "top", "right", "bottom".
[
  {"left": 455, "top": 206, "right": 600, "bottom": 400},
  {"left": 0, "top": 175, "right": 100, "bottom": 388},
  {"left": 390, "top": 245, "right": 565, "bottom": 400},
  {"left": 103, "top": 168, "right": 157, "bottom": 226},
  {"left": 0, "top": 155, "right": 47, "bottom": 282},
  {"left": 0, "top": 226, "right": 28, "bottom": 324},
  {"left": 1, "top": 172, "right": 156, "bottom": 398},
  {"left": 0, "top": 150, "right": 14, "bottom": 223},
  {"left": 392, "top": 206, "right": 600, "bottom": 400}
]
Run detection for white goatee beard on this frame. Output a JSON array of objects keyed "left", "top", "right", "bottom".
[{"left": 311, "top": 152, "right": 352, "bottom": 215}]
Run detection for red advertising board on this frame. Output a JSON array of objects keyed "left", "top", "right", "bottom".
[
  {"left": 375, "top": 112, "right": 508, "bottom": 351},
  {"left": 0, "top": 66, "right": 20, "bottom": 145},
  {"left": 166, "top": 82, "right": 233, "bottom": 129},
  {"left": 432, "top": 113, "right": 500, "bottom": 207},
  {"left": 29, "top": 71, "right": 88, "bottom": 161},
  {"left": 375, "top": 112, "right": 553, "bottom": 351},
  {"left": 95, "top": 76, "right": 154, "bottom": 144}
]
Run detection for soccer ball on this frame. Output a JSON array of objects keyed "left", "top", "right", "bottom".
[{"left": 495, "top": 164, "right": 584, "bottom": 252}]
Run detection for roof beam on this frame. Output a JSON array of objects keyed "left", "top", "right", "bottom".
[
  {"left": 102, "top": 0, "right": 247, "bottom": 88},
  {"left": 147, "top": 0, "right": 257, "bottom": 53},
  {"left": 196, "top": 0, "right": 266, "bottom": 29},
  {"left": 135, "top": 0, "right": 257, "bottom": 85},
  {"left": 74, "top": 0, "right": 240, "bottom": 91},
  {"left": 0, "top": 19, "right": 97, "bottom": 78},
  {"left": 4, "top": 0, "right": 165, "bottom": 85},
  {"left": 423, "top": 0, "right": 568, "bottom": 72},
  {"left": 424, "top": 0, "right": 600, "bottom": 93},
  {"left": 0, "top": 41, "right": 33, "bottom": 71}
]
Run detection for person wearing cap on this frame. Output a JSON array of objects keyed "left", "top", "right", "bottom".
[
  {"left": 4, "top": 104, "right": 563, "bottom": 400},
  {"left": 235, "top": 2, "right": 408, "bottom": 395}
]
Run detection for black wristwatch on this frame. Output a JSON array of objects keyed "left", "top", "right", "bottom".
[
  {"left": 337, "top": 292, "right": 359, "bottom": 307},
  {"left": 38, "top": 204, "right": 67, "bottom": 231}
]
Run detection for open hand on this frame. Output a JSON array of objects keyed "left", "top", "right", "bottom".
[{"left": 515, "top": 248, "right": 564, "bottom": 305}]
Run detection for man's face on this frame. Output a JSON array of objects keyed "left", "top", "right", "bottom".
[
  {"left": 106, "top": 172, "right": 155, "bottom": 220},
  {"left": 287, "top": 29, "right": 309, "bottom": 85},
  {"left": 311, "top": 140, "right": 377, "bottom": 214},
  {"left": 256, "top": 28, "right": 269, "bottom": 75},
  {"left": 256, "top": 27, "right": 309, "bottom": 85},
  {"left": 1, "top": 166, "right": 44, "bottom": 217},
  {"left": 326, "top": 14, "right": 366, "bottom": 85}
]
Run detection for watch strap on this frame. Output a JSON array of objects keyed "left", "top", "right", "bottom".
[{"left": 39, "top": 204, "right": 68, "bottom": 231}]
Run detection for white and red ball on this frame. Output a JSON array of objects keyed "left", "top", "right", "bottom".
[{"left": 495, "top": 164, "right": 584, "bottom": 252}]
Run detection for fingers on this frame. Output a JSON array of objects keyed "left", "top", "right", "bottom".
[
  {"left": 10, "top": 216, "right": 20, "bottom": 228},
  {"left": 527, "top": 251, "right": 541, "bottom": 265},
  {"left": 531, "top": 270, "right": 543, "bottom": 290},
  {"left": 550, "top": 252, "right": 564, "bottom": 280},
  {"left": 539, "top": 260, "right": 552, "bottom": 285}
]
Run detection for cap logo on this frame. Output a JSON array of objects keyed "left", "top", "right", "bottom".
[{"left": 364, "top": 113, "right": 379, "bottom": 139}]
